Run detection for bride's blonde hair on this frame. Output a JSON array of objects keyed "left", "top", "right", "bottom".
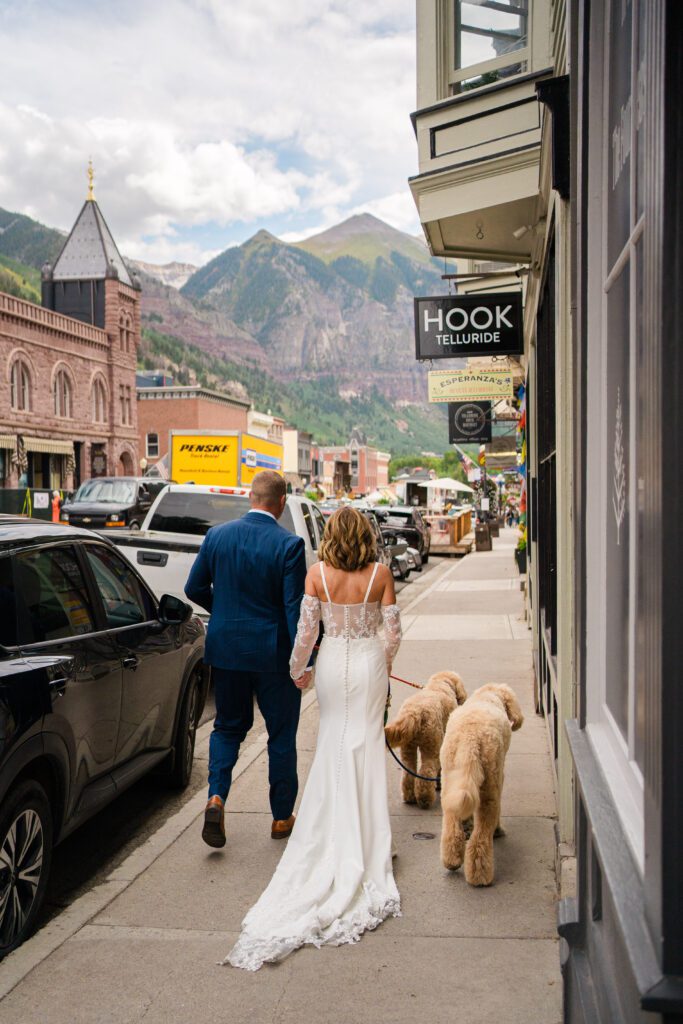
[{"left": 319, "top": 506, "right": 376, "bottom": 571}]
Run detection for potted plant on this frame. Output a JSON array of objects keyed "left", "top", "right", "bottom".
[{"left": 514, "top": 529, "right": 527, "bottom": 573}]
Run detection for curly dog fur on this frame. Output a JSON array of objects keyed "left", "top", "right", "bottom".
[
  {"left": 439, "top": 684, "right": 523, "bottom": 886},
  {"left": 384, "top": 671, "right": 467, "bottom": 809}
]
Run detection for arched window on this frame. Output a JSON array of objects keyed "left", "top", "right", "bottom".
[
  {"left": 92, "top": 377, "right": 107, "bottom": 423},
  {"left": 10, "top": 360, "right": 31, "bottom": 411},
  {"left": 54, "top": 369, "right": 73, "bottom": 418},
  {"left": 119, "top": 313, "right": 133, "bottom": 353},
  {"left": 119, "top": 314, "right": 127, "bottom": 351}
]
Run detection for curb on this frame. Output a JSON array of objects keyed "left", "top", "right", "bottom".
[{"left": 0, "top": 688, "right": 319, "bottom": 1000}]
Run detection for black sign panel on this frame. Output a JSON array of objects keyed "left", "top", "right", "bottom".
[
  {"left": 414, "top": 292, "right": 523, "bottom": 360},
  {"left": 448, "top": 401, "right": 492, "bottom": 443}
]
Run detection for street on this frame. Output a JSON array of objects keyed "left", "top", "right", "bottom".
[{"left": 41, "top": 559, "right": 439, "bottom": 929}]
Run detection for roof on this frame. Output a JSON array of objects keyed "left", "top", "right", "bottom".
[
  {"left": 0, "top": 518, "right": 101, "bottom": 544},
  {"left": 52, "top": 199, "right": 133, "bottom": 286},
  {"left": 136, "top": 385, "right": 251, "bottom": 409}
]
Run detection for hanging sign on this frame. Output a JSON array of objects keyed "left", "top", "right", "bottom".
[
  {"left": 414, "top": 292, "right": 523, "bottom": 360},
  {"left": 448, "top": 402, "right": 492, "bottom": 443},
  {"left": 428, "top": 368, "right": 514, "bottom": 403}
]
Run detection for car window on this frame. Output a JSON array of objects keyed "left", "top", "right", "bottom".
[
  {"left": 148, "top": 492, "right": 251, "bottom": 535},
  {"left": 300, "top": 503, "right": 317, "bottom": 549},
  {"left": 279, "top": 504, "right": 295, "bottom": 534},
  {"left": 85, "top": 545, "right": 156, "bottom": 628},
  {"left": 0, "top": 554, "right": 17, "bottom": 646},
  {"left": 312, "top": 505, "right": 326, "bottom": 543},
  {"left": 11, "top": 545, "right": 96, "bottom": 644}
]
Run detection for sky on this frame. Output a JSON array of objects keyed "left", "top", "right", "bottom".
[{"left": 0, "top": 0, "right": 420, "bottom": 268}]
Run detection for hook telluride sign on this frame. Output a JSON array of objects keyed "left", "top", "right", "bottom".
[{"left": 414, "top": 292, "right": 523, "bottom": 360}]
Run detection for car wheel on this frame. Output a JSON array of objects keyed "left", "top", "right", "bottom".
[
  {"left": 129, "top": 520, "right": 141, "bottom": 531},
  {"left": 0, "top": 780, "right": 53, "bottom": 959},
  {"left": 166, "top": 669, "right": 201, "bottom": 789},
  {"left": 390, "top": 558, "right": 402, "bottom": 580}
]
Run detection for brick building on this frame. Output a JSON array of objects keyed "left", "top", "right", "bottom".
[
  {"left": 137, "top": 385, "right": 250, "bottom": 472},
  {"left": 314, "top": 430, "right": 391, "bottom": 496},
  {"left": 0, "top": 181, "right": 141, "bottom": 489}
]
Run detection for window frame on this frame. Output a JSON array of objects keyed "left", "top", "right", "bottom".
[
  {"left": 10, "top": 359, "right": 32, "bottom": 412},
  {"left": 448, "top": 0, "right": 531, "bottom": 94},
  {"left": 53, "top": 368, "right": 73, "bottom": 419},
  {"left": 146, "top": 432, "right": 160, "bottom": 458},
  {"left": 584, "top": 0, "right": 645, "bottom": 869}
]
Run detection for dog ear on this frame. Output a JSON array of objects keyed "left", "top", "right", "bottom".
[
  {"left": 497, "top": 685, "right": 524, "bottom": 730},
  {"left": 451, "top": 673, "right": 468, "bottom": 705}
]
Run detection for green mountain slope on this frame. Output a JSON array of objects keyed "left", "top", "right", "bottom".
[
  {"left": 0, "top": 207, "right": 64, "bottom": 268},
  {"left": 0, "top": 254, "right": 41, "bottom": 302}
]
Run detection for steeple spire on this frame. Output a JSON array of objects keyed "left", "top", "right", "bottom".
[{"left": 87, "top": 159, "right": 95, "bottom": 201}]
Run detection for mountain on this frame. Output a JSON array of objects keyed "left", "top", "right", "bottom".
[
  {"left": 0, "top": 207, "right": 64, "bottom": 267},
  {"left": 0, "top": 204, "right": 451, "bottom": 453},
  {"left": 181, "top": 218, "right": 445, "bottom": 401},
  {"left": 130, "top": 259, "right": 197, "bottom": 290}
]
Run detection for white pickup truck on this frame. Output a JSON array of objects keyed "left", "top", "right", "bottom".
[{"left": 102, "top": 484, "right": 328, "bottom": 618}]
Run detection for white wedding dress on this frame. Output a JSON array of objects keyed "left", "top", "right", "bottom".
[{"left": 225, "top": 562, "right": 402, "bottom": 971}]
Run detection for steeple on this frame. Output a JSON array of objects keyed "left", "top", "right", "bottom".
[{"left": 41, "top": 166, "right": 139, "bottom": 328}]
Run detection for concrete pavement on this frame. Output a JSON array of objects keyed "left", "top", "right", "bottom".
[{"left": 0, "top": 527, "right": 561, "bottom": 1024}]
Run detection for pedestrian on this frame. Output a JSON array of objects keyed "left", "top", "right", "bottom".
[
  {"left": 185, "top": 470, "right": 307, "bottom": 848},
  {"left": 225, "top": 506, "right": 402, "bottom": 970}
]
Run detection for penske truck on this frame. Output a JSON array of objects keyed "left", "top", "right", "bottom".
[{"left": 169, "top": 430, "right": 284, "bottom": 487}]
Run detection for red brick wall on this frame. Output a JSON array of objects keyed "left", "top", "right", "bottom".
[
  {"left": 138, "top": 394, "right": 249, "bottom": 464},
  {"left": 0, "top": 286, "right": 140, "bottom": 487}
]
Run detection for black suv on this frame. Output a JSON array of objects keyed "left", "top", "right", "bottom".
[
  {"left": 0, "top": 520, "right": 207, "bottom": 956},
  {"left": 371, "top": 506, "right": 431, "bottom": 563},
  {"left": 61, "top": 477, "right": 157, "bottom": 531}
]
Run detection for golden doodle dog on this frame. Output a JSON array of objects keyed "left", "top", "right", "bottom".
[
  {"left": 384, "top": 671, "right": 467, "bottom": 809},
  {"left": 439, "top": 684, "right": 524, "bottom": 886}
]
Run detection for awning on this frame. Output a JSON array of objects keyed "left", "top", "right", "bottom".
[
  {"left": 0, "top": 434, "right": 16, "bottom": 449},
  {"left": 23, "top": 437, "right": 75, "bottom": 456},
  {"left": 426, "top": 477, "right": 475, "bottom": 494}
]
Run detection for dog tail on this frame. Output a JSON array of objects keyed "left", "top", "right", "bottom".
[
  {"left": 384, "top": 707, "right": 420, "bottom": 748},
  {"left": 441, "top": 737, "right": 484, "bottom": 819}
]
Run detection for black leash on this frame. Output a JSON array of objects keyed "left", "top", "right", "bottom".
[{"left": 384, "top": 681, "right": 441, "bottom": 785}]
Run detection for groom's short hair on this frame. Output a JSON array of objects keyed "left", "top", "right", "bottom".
[{"left": 250, "top": 470, "right": 286, "bottom": 509}]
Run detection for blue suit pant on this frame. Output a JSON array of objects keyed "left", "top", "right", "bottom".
[{"left": 208, "top": 668, "right": 301, "bottom": 821}]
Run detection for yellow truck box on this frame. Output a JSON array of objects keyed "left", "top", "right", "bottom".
[{"left": 169, "top": 431, "right": 283, "bottom": 487}]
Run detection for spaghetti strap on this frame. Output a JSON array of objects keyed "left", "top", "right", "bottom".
[
  {"left": 320, "top": 562, "right": 332, "bottom": 603},
  {"left": 363, "top": 562, "right": 380, "bottom": 604}
]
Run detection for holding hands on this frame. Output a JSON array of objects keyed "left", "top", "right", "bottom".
[{"left": 294, "top": 670, "right": 313, "bottom": 690}]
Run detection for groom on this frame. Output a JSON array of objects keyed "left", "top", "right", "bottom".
[{"left": 185, "top": 470, "right": 308, "bottom": 848}]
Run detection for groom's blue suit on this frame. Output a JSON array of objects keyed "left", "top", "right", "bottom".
[{"left": 185, "top": 509, "right": 307, "bottom": 819}]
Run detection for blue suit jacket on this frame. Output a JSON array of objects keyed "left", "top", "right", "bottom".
[{"left": 184, "top": 511, "right": 307, "bottom": 673}]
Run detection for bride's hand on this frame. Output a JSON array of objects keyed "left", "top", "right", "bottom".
[{"left": 294, "top": 670, "right": 313, "bottom": 690}]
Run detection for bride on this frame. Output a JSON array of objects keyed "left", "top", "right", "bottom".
[{"left": 225, "top": 506, "right": 402, "bottom": 970}]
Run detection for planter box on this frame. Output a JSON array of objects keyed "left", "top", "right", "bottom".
[{"left": 515, "top": 547, "right": 527, "bottom": 573}]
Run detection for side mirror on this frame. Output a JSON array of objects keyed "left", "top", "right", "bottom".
[{"left": 158, "top": 593, "right": 193, "bottom": 626}]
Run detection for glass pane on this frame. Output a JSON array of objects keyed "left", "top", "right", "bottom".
[
  {"left": 301, "top": 504, "right": 317, "bottom": 549},
  {"left": 0, "top": 555, "right": 17, "bottom": 646},
  {"left": 634, "top": 237, "right": 645, "bottom": 770},
  {"left": 455, "top": 0, "right": 528, "bottom": 71},
  {"left": 604, "top": 264, "right": 630, "bottom": 736},
  {"left": 607, "top": 0, "right": 633, "bottom": 268},
  {"left": 148, "top": 492, "right": 250, "bottom": 535},
  {"left": 85, "top": 545, "right": 155, "bottom": 627},
  {"left": 635, "top": 0, "right": 646, "bottom": 219},
  {"left": 14, "top": 545, "right": 95, "bottom": 644}
]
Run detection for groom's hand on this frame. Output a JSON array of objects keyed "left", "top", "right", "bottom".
[{"left": 294, "top": 670, "right": 313, "bottom": 690}]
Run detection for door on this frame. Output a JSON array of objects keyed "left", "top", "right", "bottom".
[
  {"left": 12, "top": 543, "right": 122, "bottom": 815},
  {"left": 82, "top": 543, "right": 184, "bottom": 763}
]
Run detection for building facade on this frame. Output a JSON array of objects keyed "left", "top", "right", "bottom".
[
  {"left": 137, "top": 385, "right": 250, "bottom": 471},
  {"left": 282, "top": 426, "right": 313, "bottom": 488},
  {"left": 315, "top": 431, "right": 390, "bottom": 496},
  {"left": 412, "top": 2, "right": 683, "bottom": 1021},
  {"left": 0, "top": 188, "right": 141, "bottom": 490}
]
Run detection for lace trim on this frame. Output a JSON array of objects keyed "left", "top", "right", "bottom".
[{"left": 223, "top": 884, "right": 402, "bottom": 972}]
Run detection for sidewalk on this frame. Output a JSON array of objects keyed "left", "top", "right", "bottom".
[{"left": 0, "top": 528, "right": 561, "bottom": 1024}]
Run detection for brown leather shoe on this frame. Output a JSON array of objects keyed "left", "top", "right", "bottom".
[
  {"left": 202, "top": 795, "right": 226, "bottom": 848},
  {"left": 271, "top": 814, "right": 295, "bottom": 840}
]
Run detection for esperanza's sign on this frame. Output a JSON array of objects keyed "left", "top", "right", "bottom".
[
  {"left": 428, "top": 368, "right": 514, "bottom": 403},
  {"left": 414, "top": 293, "right": 523, "bottom": 359}
]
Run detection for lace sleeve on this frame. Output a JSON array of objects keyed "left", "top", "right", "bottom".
[
  {"left": 381, "top": 605, "right": 402, "bottom": 671},
  {"left": 289, "top": 594, "right": 321, "bottom": 680}
]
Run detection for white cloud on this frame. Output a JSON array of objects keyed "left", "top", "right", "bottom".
[{"left": 0, "top": 0, "right": 418, "bottom": 264}]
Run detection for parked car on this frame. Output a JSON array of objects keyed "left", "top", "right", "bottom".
[
  {"left": 0, "top": 518, "right": 207, "bottom": 957},
  {"left": 102, "top": 485, "right": 328, "bottom": 618},
  {"left": 372, "top": 506, "right": 431, "bottom": 563},
  {"left": 61, "top": 477, "right": 156, "bottom": 531},
  {"left": 359, "top": 509, "right": 411, "bottom": 581}
]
